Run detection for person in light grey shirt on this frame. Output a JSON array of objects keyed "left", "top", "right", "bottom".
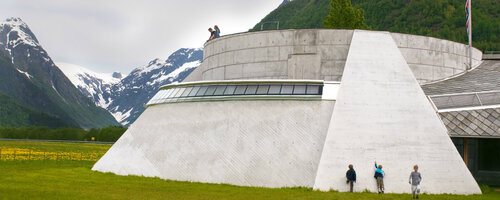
[{"left": 409, "top": 165, "right": 422, "bottom": 199}]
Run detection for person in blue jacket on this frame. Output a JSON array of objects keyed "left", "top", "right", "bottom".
[
  {"left": 374, "top": 161, "right": 385, "bottom": 193},
  {"left": 214, "top": 25, "right": 221, "bottom": 38},
  {"left": 346, "top": 164, "right": 356, "bottom": 192}
]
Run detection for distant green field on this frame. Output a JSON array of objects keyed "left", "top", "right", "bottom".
[{"left": 1, "top": 140, "right": 499, "bottom": 200}]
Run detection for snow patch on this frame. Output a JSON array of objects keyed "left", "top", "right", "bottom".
[
  {"left": 16, "top": 68, "right": 32, "bottom": 79},
  {"left": 56, "top": 62, "right": 122, "bottom": 86},
  {"left": 1, "top": 18, "right": 39, "bottom": 48},
  {"left": 111, "top": 108, "right": 133, "bottom": 125},
  {"left": 148, "top": 60, "right": 200, "bottom": 86}
]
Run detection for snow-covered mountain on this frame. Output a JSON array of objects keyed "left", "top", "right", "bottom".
[
  {"left": 59, "top": 48, "right": 203, "bottom": 126},
  {"left": 57, "top": 62, "right": 122, "bottom": 108},
  {"left": 0, "top": 17, "right": 119, "bottom": 128}
]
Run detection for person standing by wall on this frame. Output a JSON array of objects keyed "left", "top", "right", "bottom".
[
  {"left": 208, "top": 28, "right": 215, "bottom": 41},
  {"left": 409, "top": 165, "right": 422, "bottom": 199},
  {"left": 214, "top": 25, "right": 221, "bottom": 38},
  {"left": 346, "top": 164, "right": 356, "bottom": 192},
  {"left": 374, "top": 161, "right": 385, "bottom": 193}
]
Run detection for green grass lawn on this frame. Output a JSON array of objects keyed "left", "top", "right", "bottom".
[{"left": 1, "top": 140, "right": 499, "bottom": 200}]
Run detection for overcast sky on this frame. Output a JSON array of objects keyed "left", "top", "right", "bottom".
[{"left": 1, "top": 0, "right": 282, "bottom": 74}]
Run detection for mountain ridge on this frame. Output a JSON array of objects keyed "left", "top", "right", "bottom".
[
  {"left": 58, "top": 48, "right": 203, "bottom": 125},
  {"left": 0, "top": 17, "right": 119, "bottom": 128}
]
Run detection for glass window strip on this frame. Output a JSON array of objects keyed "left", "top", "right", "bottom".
[{"left": 149, "top": 83, "right": 324, "bottom": 105}]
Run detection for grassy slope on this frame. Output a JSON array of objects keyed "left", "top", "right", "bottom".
[{"left": 1, "top": 140, "right": 499, "bottom": 200}]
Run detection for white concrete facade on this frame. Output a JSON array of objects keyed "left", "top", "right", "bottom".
[
  {"left": 185, "top": 29, "right": 482, "bottom": 84},
  {"left": 313, "top": 30, "right": 480, "bottom": 194},
  {"left": 95, "top": 29, "right": 482, "bottom": 194},
  {"left": 93, "top": 100, "right": 335, "bottom": 187}
]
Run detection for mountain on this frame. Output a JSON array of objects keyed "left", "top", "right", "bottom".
[
  {"left": 279, "top": 0, "right": 293, "bottom": 8},
  {"left": 250, "top": 0, "right": 329, "bottom": 31},
  {"left": 0, "top": 17, "right": 119, "bottom": 128},
  {"left": 60, "top": 48, "right": 203, "bottom": 126},
  {"left": 250, "top": 0, "right": 500, "bottom": 51},
  {"left": 57, "top": 62, "right": 122, "bottom": 109}
]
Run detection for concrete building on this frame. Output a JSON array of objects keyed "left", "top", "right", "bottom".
[{"left": 93, "top": 29, "right": 499, "bottom": 194}]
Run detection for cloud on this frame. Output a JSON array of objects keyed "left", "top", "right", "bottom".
[{"left": 0, "top": 0, "right": 282, "bottom": 74}]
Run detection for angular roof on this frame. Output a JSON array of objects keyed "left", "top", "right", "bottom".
[
  {"left": 423, "top": 60, "right": 500, "bottom": 95},
  {"left": 423, "top": 59, "right": 500, "bottom": 138}
]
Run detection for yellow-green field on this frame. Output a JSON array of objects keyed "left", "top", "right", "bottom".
[
  {"left": 0, "top": 140, "right": 109, "bottom": 161},
  {"left": 0, "top": 140, "right": 499, "bottom": 200}
]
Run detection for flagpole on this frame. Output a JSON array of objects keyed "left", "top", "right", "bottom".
[{"left": 468, "top": 0, "right": 472, "bottom": 70}]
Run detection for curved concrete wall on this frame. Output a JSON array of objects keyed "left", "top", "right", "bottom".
[{"left": 186, "top": 29, "right": 482, "bottom": 84}]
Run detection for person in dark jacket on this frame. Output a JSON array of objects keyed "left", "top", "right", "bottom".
[
  {"left": 346, "top": 164, "right": 356, "bottom": 192},
  {"left": 207, "top": 28, "right": 215, "bottom": 41},
  {"left": 374, "top": 161, "right": 385, "bottom": 193}
]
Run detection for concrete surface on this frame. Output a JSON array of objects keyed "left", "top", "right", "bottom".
[
  {"left": 313, "top": 30, "right": 481, "bottom": 194},
  {"left": 93, "top": 100, "right": 335, "bottom": 188},
  {"left": 185, "top": 29, "right": 482, "bottom": 84}
]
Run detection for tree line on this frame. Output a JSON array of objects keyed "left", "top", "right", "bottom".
[
  {"left": 0, "top": 126, "right": 127, "bottom": 142},
  {"left": 251, "top": 0, "right": 499, "bottom": 51}
]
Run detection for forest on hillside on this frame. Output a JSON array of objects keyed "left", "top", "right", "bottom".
[{"left": 251, "top": 0, "right": 499, "bottom": 51}]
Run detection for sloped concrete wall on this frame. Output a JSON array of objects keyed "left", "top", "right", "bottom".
[
  {"left": 186, "top": 29, "right": 482, "bottom": 84},
  {"left": 93, "top": 100, "right": 335, "bottom": 188},
  {"left": 313, "top": 30, "right": 481, "bottom": 194}
]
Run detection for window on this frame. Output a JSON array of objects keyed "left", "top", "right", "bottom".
[
  {"left": 195, "top": 86, "right": 208, "bottom": 96},
  {"left": 204, "top": 85, "right": 217, "bottom": 96},
  {"left": 268, "top": 85, "right": 281, "bottom": 95},
  {"left": 281, "top": 85, "right": 293, "bottom": 94},
  {"left": 256, "top": 85, "right": 270, "bottom": 95},
  {"left": 188, "top": 86, "right": 200, "bottom": 97},
  {"left": 293, "top": 85, "right": 306, "bottom": 95},
  {"left": 214, "top": 85, "right": 227, "bottom": 96},
  {"left": 167, "top": 88, "right": 181, "bottom": 98},
  {"left": 147, "top": 82, "right": 326, "bottom": 106},
  {"left": 180, "top": 87, "right": 192, "bottom": 97},
  {"left": 224, "top": 85, "right": 236, "bottom": 95},
  {"left": 234, "top": 85, "right": 247, "bottom": 95},
  {"left": 172, "top": 87, "right": 186, "bottom": 98},
  {"left": 478, "top": 139, "right": 500, "bottom": 171},
  {"left": 245, "top": 85, "right": 258, "bottom": 95},
  {"left": 306, "top": 85, "right": 320, "bottom": 95}
]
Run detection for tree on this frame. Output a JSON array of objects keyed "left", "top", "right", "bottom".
[{"left": 323, "top": 0, "right": 369, "bottom": 29}]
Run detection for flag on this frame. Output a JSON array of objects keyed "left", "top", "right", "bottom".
[
  {"left": 465, "top": 0, "right": 472, "bottom": 68},
  {"left": 465, "top": 0, "right": 471, "bottom": 37}
]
